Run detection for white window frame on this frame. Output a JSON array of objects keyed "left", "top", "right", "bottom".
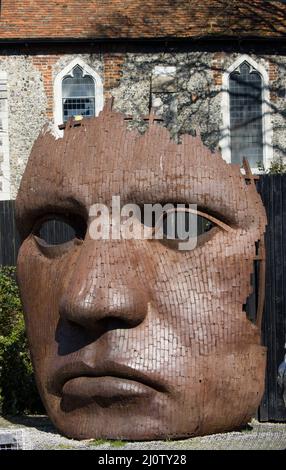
[
  {"left": 54, "top": 58, "right": 104, "bottom": 137},
  {"left": 220, "top": 55, "right": 273, "bottom": 171},
  {"left": 0, "top": 71, "right": 10, "bottom": 201}
]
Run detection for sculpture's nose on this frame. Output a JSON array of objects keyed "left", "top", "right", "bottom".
[
  {"left": 59, "top": 286, "right": 148, "bottom": 330},
  {"left": 59, "top": 240, "right": 149, "bottom": 331}
]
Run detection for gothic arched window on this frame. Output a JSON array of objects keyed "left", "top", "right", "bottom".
[
  {"left": 229, "top": 61, "right": 263, "bottom": 167},
  {"left": 62, "top": 65, "right": 96, "bottom": 122}
]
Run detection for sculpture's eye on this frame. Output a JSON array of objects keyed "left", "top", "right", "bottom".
[
  {"left": 162, "top": 210, "right": 214, "bottom": 239},
  {"left": 32, "top": 214, "right": 87, "bottom": 257},
  {"left": 155, "top": 208, "right": 230, "bottom": 251}
]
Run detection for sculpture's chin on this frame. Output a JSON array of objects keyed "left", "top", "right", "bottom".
[
  {"left": 37, "top": 344, "right": 267, "bottom": 441},
  {"left": 42, "top": 392, "right": 256, "bottom": 441},
  {"left": 44, "top": 398, "right": 202, "bottom": 441}
]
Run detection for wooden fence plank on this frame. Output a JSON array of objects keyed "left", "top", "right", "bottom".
[{"left": 257, "top": 175, "right": 269, "bottom": 421}]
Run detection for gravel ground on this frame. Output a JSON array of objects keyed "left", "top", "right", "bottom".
[{"left": 0, "top": 415, "right": 286, "bottom": 450}]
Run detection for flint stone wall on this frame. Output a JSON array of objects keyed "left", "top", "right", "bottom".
[{"left": 0, "top": 47, "right": 284, "bottom": 199}]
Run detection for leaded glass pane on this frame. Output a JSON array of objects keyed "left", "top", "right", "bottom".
[
  {"left": 229, "top": 62, "right": 263, "bottom": 167},
  {"left": 62, "top": 66, "right": 95, "bottom": 121},
  {"left": 63, "top": 98, "right": 95, "bottom": 121}
]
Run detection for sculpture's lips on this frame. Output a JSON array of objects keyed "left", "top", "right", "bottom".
[
  {"left": 48, "top": 360, "right": 168, "bottom": 398},
  {"left": 61, "top": 376, "right": 158, "bottom": 410}
]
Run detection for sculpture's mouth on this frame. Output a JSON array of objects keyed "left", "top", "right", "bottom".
[
  {"left": 60, "top": 375, "right": 162, "bottom": 410},
  {"left": 48, "top": 360, "right": 169, "bottom": 409}
]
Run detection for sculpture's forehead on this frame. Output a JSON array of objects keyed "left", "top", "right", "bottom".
[
  {"left": 16, "top": 114, "right": 264, "bottom": 229},
  {"left": 21, "top": 126, "right": 241, "bottom": 197}
]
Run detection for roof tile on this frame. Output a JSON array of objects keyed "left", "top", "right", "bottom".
[{"left": 0, "top": 1, "right": 285, "bottom": 40}]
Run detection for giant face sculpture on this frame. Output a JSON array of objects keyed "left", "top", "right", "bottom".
[{"left": 16, "top": 102, "right": 267, "bottom": 440}]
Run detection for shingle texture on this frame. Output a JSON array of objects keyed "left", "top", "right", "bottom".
[{"left": 0, "top": 1, "right": 286, "bottom": 41}]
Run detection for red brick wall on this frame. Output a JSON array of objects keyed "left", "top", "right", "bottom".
[
  {"left": 103, "top": 53, "right": 125, "bottom": 97},
  {"left": 32, "top": 56, "right": 60, "bottom": 119},
  {"left": 269, "top": 61, "right": 279, "bottom": 102},
  {"left": 212, "top": 52, "right": 224, "bottom": 86}
]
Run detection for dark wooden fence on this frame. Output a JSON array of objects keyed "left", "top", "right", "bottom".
[
  {"left": 257, "top": 175, "right": 286, "bottom": 422},
  {"left": 1, "top": 174, "right": 286, "bottom": 421},
  {"left": 0, "top": 200, "right": 20, "bottom": 266}
]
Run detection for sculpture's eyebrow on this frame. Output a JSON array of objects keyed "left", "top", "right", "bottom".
[
  {"left": 126, "top": 186, "right": 243, "bottom": 228},
  {"left": 15, "top": 192, "right": 88, "bottom": 239}
]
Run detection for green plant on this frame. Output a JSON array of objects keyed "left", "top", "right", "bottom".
[
  {"left": 88, "top": 439, "right": 126, "bottom": 448},
  {"left": 256, "top": 157, "right": 286, "bottom": 174},
  {"left": 268, "top": 157, "right": 286, "bottom": 174},
  {"left": 0, "top": 266, "right": 44, "bottom": 415},
  {"left": 53, "top": 443, "right": 75, "bottom": 449},
  {"left": 88, "top": 439, "right": 108, "bottom": 446},
  {"left": 0, "top": 266, "right": 22, "bottom": 337},
  {"left": 110, "top": 440, "right": 126, "bottom": 448}
]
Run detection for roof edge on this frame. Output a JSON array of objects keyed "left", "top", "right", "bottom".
[{"left": 0, "top": 34, "right": 286, "bottom": 45}]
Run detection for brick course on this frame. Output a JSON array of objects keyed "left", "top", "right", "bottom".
[
  {"left": 104, "top": 53, "right": 125, "bottom": 95},
  {"left": 32, "top": 56, "right": 60, "bottom": 119},
  {"left": 212, "top": 52, "right": 224, "bottom": 86}
]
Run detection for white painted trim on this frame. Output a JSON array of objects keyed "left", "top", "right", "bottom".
[
  {"left": 53, "top": 58, "right": 104, "bottom": 137},
  {"left": 220, "top": 55, "right": 273, "bottom": 171},
  {"left": 0, "top": 71, "right": 11, "bottom": 200},
  {"left": 152, "top": 65, "right": 176, "bottom": 77}
]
